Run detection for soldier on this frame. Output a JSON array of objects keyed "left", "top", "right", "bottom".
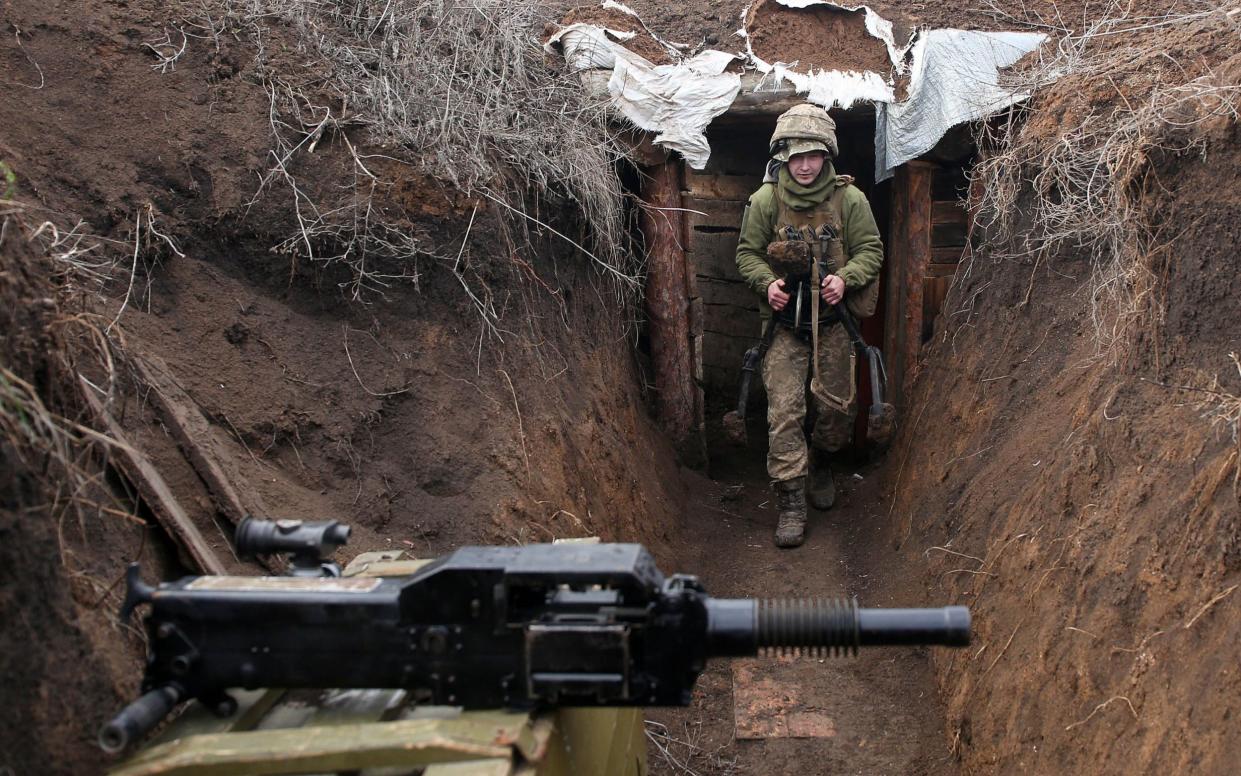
[{"left": 735, "top": 104, "right": 884, "bottom": 548}]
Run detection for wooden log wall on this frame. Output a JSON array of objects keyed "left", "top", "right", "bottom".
[
  {"left": 640, "top": 158, "right": 707, "bottom": 466},
  {"left": 882, "top": 160, "right": 971, "bottom": 410},
  {"left": 681, "top": 137, "right": 766, "bottom": 396},
  {"left": 883, "top": 161, "right": 934, "bottom": 412},
  {"left": 925, "top": 165, "right": 971, "bottom": 341}
]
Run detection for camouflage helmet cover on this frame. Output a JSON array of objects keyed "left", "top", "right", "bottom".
[{"left": 769, "top": 103, "right": 839, "bottom": 161}]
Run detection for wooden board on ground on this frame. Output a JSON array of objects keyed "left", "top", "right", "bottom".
[
  {"left": 110, "top": 714, "right": 535, "bottom": 776},
  {"left": 733, "top": 658, "right": 839, "bottom": 739}
]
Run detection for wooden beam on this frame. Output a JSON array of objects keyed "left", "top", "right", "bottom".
[
  {"left": 683, "top": 172, "right": 762, "bottom": 201},
  {"left": 883, "top": 161, "right": 936, "bottom": 412},
  {"left": 641, "top": 158, "right": 705, "bottom": 466},
  {"left": 79, "top": 378, "right": 228, "bottom": 576},
  {"left": 130, "top": 355, "right": 268, "bottom": 533}
]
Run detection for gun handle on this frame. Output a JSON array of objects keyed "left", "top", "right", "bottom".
[{"left": 99, "top": 685, "right": 182, "bottom": 754}]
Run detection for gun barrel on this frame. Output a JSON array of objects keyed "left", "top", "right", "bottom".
[{"left": 705, "top": 598, "right": 970, "bottom": 656}]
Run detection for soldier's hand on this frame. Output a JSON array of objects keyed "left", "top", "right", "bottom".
[
  {"left": 821, "top": 275, "right": 845, "bottom": 305},
  {"left": 767, "top": 279, "right": 790, "bottom": 311}
]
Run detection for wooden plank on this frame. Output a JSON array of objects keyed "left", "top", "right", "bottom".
[
  {"left": 78, "top": 378, "right": 228, "bottom": 576},
  {"left": 703, "top": 302, "right": 764, "bottom": 340},
  {"left": 683, "top": 172, "right": 761, "bottom": 202},
  {"left": 131, "top": 355, "right": 265, "bottom": 532},
  {"left": 726, "top": 73, "right": 806, "bottom": 117},
  {"left": 552, "top": 708, "right": 646, "bottom": 776},
  {"left": 926, "top": 262, "right": 959, "bottom": 278},
  {"left": 304, "top": 690, "right": 408, "bottom": 727},
  {"left": 110, "top": 716, "right": 530, "bottom": 776},
  {"left": 699, "top": 277, "right": 761, "bottom": 311},
  {"left": 932, "top": 220, "right": 968, "bottom": 248},
  {"left": 692, "top": 332, "right": 704, "bottom": 384},
  {"left": 931, "top": 246, "right": 964, "bottom": 265},
  {"left": 702, "top": 331, "right": 759, "bottom": 372},
  {"left": 685, "top": 229, "right": 740, "bottom": 274},
  {"left": 704, "top": 363, "right": 741, "bottom": 394},
  {"left": 923, "top": 276, "right": 953, "bottom": 340},
  {"left": 688, "top": 249, "right": 742, "bottom": 283},
  {"left": 422, "top": 760, "right": 511, "bottom": 776},
  {"left": 688, "top": 296, "right": 704, "bottom": 338},
  {"left": 931, "top": 164, "right": 969, "bottom": 201},
  {"left": 883, "top": 161, "right": 935, "bottom": 411},
  {"left": 151, "top": 691, "right": 285, "bottom": 746},
  {"left": 700, "top": 125, "right": 773, "bottom": 176},
  {"left": 641, "top": 158, "right": 703, "bottom": 465},
  {"left": 931, "top": 200, "right": 968, "bottom": 225},
  {"left": 684, "top": 197, "right": 745, "bottom": 232}
]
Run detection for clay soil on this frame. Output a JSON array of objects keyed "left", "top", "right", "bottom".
[
  {"left": 2, "top": 0, "right": 686, "bottom": 771},
  {"left": 550, "top": 1, "right": 1219, "bottom": 58},
  {"left": 4, "top": 0, "right": 1240, "bottom": 775},
  {"left": 744, "top": 0, "right": 894, "bottom": 74}
]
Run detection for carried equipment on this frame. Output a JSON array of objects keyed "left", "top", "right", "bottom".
[
  {"left": 723, "top": 227, "right": 894, "bottom": 449},
  {"left": 102, "top": 520, "right": 971, "bottom": 757}
]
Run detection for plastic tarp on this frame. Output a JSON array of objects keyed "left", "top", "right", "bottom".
[
  {"left": 545, "top": 7, "right": 741, "bottom": 170},
  {"left": 548, "top": 1, "right": 1046, "bottom": 179},
  {"left": 875, "top": 29, "right": 1046, "bottom": 180}
]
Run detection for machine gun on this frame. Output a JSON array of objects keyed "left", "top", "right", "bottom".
[{"left": 101, "top": 519, "right": 970, "bottom": 754}]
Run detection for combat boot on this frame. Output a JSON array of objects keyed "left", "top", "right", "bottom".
[
  {"left": 808, "top": 451, "right": 836, "bottom": 510},
  {"left": 773, "top": 477, "right": 807, "bottom": 548}
]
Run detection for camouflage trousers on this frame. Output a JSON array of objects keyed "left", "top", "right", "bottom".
[{"left": 762, "top": 323, "right": 856, "bottom": 482}]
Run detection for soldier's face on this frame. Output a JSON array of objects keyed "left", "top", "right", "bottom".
[{"left": 787, "top": 151, "right": 827, "bottom": 185}]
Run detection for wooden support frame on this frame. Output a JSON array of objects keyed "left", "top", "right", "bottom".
[
  {"left": 640, "top": 157, "right": 706, "bottom": 466},
  {"left": 883, "top": 161, "right": 936, "bottom": 412}
]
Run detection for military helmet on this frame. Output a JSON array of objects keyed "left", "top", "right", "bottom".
[{"left": 769, "top": 103, "right": 838, "bottom": 161}]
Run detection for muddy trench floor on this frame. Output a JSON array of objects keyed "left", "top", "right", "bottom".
[{"left": 648, "top": 414, "right": 956, "bottom": 776}]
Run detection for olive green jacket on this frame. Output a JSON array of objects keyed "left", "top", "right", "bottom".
[{"left": 734, "top": 168, "right": 884, "bottom": 313}]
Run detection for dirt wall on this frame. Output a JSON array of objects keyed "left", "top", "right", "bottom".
[
  {"left": 1, "top": 0, "right": 687, "bottom": 771},
  {"left": 878, "top": 44, "right": 1241, "bottom": 775}
]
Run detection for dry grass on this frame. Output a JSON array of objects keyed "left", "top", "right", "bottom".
[
  {"left": 200, "top": 0, "right": 639, "bottom": 303},
  {"left": 645, "top": 719, "right": 739, "bottom": 776},
  {"left": 968, "top": 2, "right": 1240, "bottom": 355},
  {"left": 1, "top": 209, "right": 136, "bottom": 586},
  {"left": 1196, "top": 353, "right": 1241, "bottom": 449}
]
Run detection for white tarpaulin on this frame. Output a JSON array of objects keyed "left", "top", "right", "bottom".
[
  {"left": 548, "top": 2, "right": 1045, "bottom": 178},
  {"left": 875, "top": 29, "right": 1046, "bottom": 180},
  {"left": 545, "top": 22, "right": 741, "bottom": 169}
]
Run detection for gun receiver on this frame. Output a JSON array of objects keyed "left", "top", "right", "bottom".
[{"left": 101, "top": 539, "right": 969, "bottom": 753}]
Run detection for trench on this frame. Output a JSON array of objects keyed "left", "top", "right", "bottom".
[
  {"left": 631, "top": 106, "right": 969, "bottom": 774},
  {"left": 639, "top": 408, "right": 958, "bottom": 775}
]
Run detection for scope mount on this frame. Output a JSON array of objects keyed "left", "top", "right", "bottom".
[{"left": 234, "top": 516, "right": 351, "bottom": 577}]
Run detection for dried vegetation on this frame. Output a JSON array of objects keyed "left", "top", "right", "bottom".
[
  {"left": 189, "top": 0, "right": 639, "bottom": 301},
  {"left": 968, "top": 2, "right": 1241, "bottom": 353},
  {"left": 0, "top": 200, "right": 136, "bottom": 584}
]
